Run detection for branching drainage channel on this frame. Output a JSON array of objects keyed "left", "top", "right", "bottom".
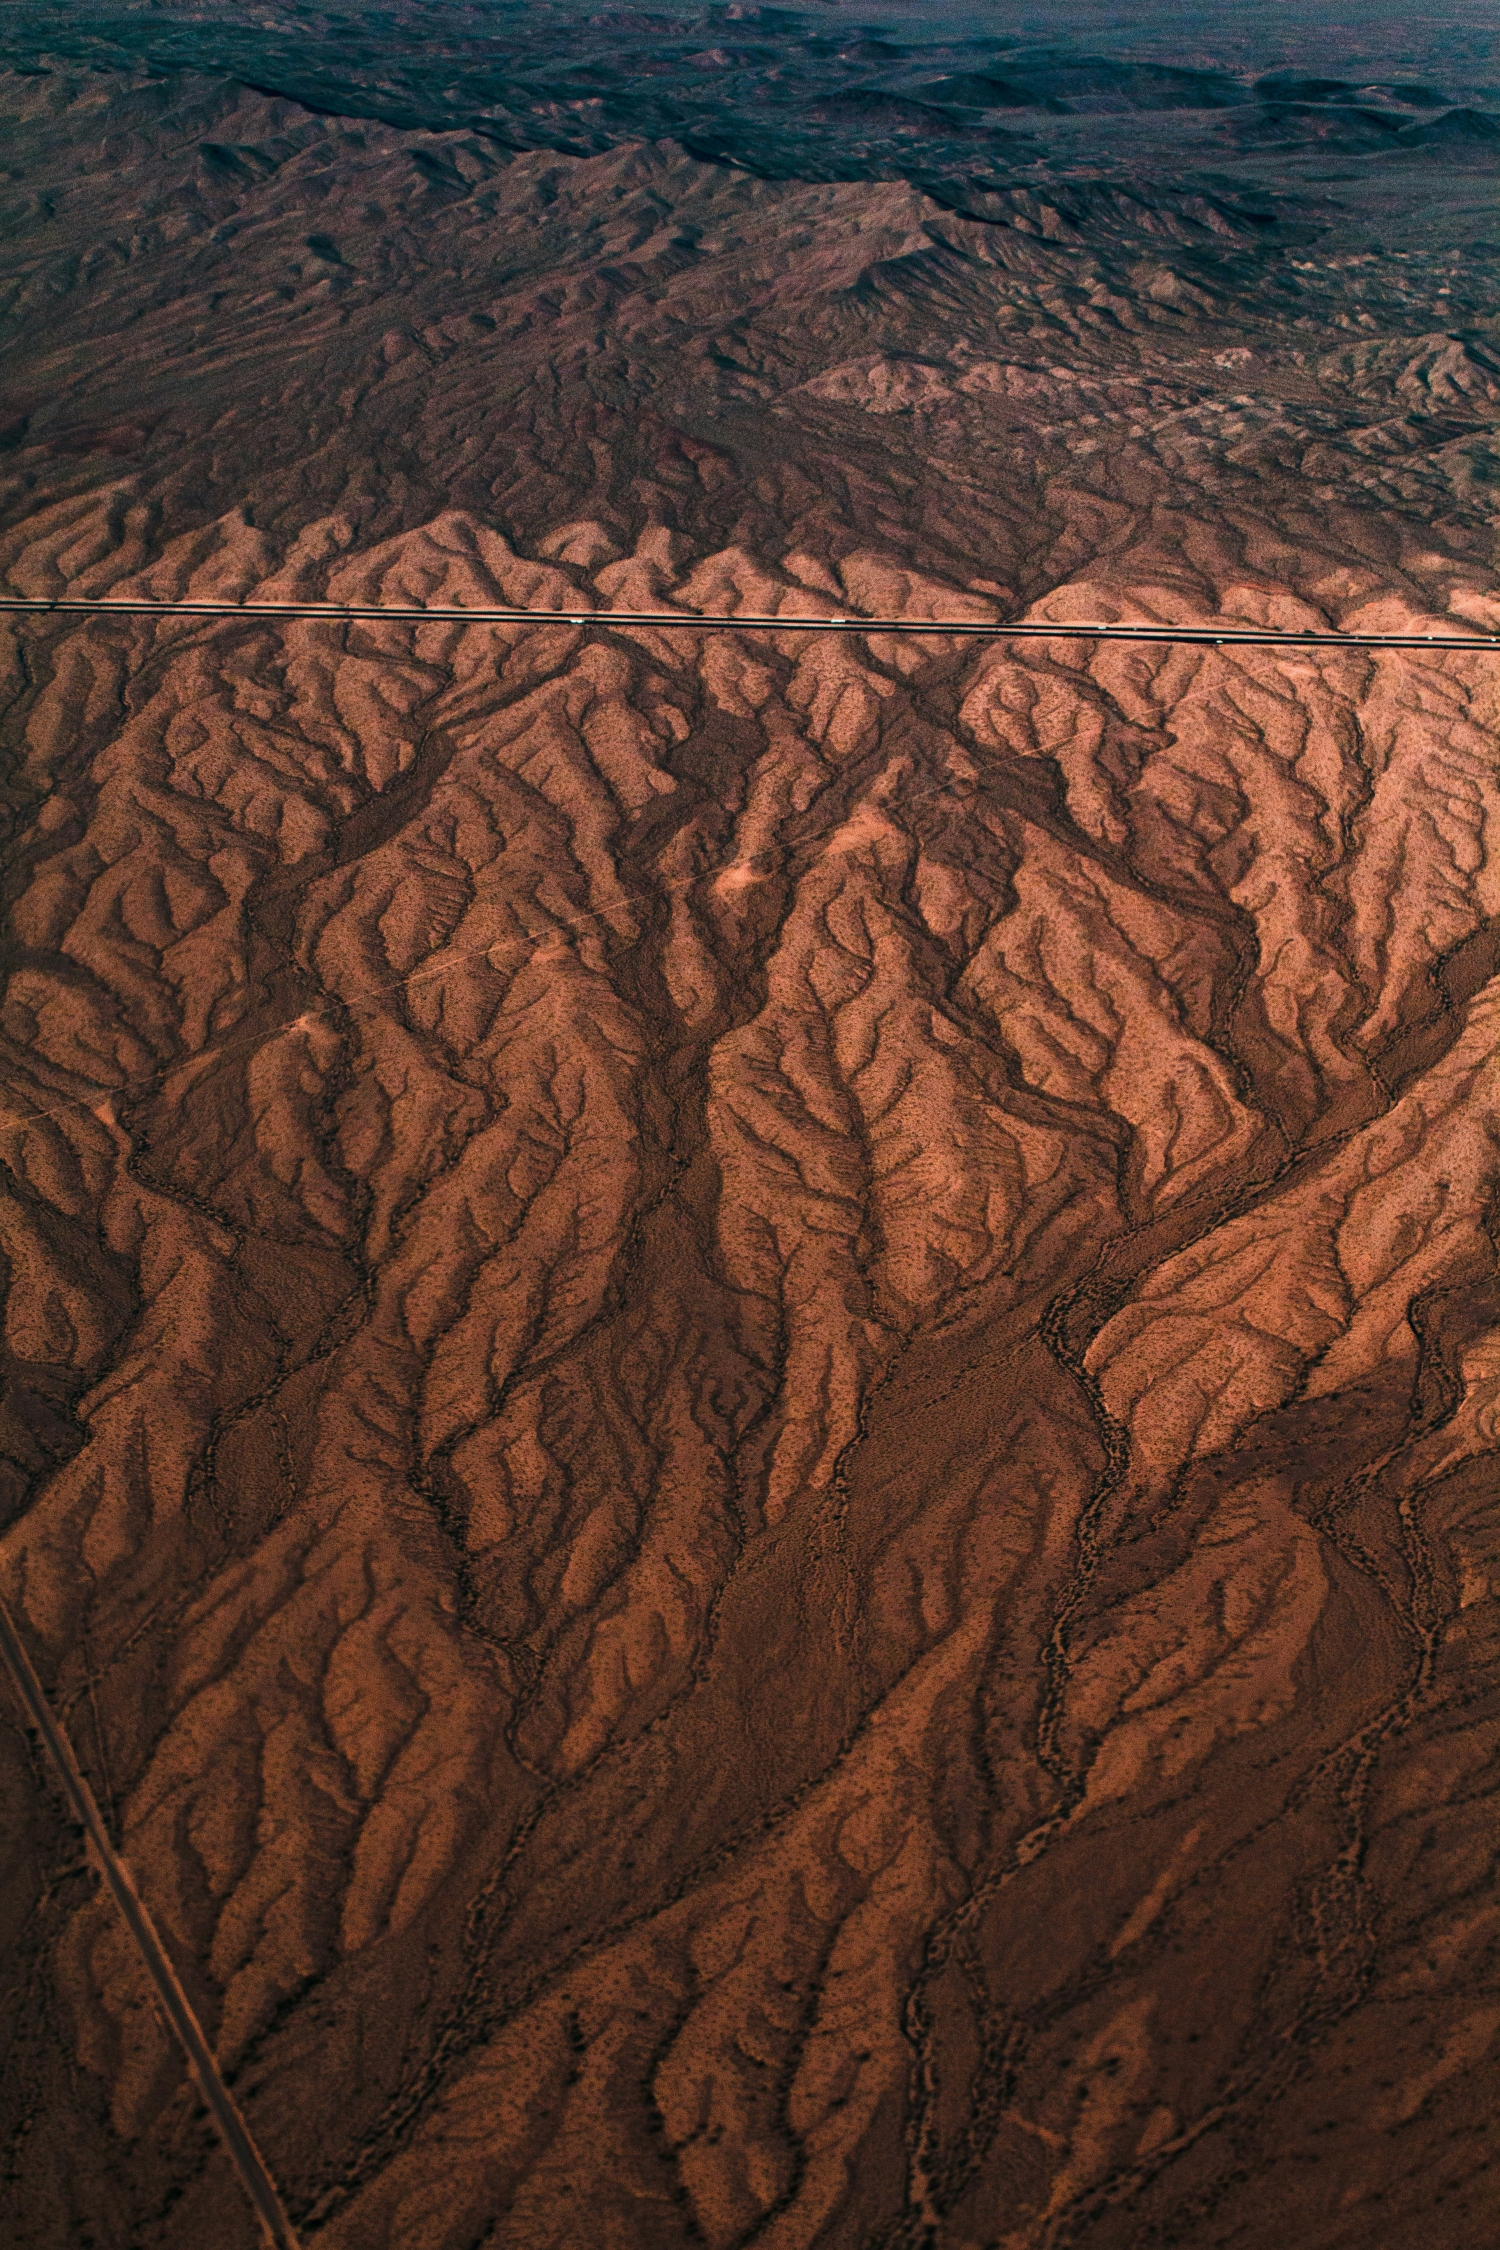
[{"left": 0, "top": 582, "right": 1494, "bottom": 2243}]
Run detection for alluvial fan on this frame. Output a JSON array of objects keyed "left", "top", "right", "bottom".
[{"left": 1, "top": 10, "right": 1499, "bottom": 2247}]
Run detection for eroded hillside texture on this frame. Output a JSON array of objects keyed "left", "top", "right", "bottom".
[{"left": 2, "top": 19, "right": 1500, "bottom": 2250}]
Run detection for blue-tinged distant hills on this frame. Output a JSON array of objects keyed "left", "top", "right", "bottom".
[{"left": 3, "top": 0, "right": 1497, "bottom": 219}]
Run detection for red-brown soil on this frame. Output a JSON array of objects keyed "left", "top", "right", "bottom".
[{"left": 1, "top": 57, "right": 1498, "bottom": 2250}]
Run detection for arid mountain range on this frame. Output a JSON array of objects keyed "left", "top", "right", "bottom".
[{"left": 1, "top": 10, "right": 1499, "bottom": 2246}]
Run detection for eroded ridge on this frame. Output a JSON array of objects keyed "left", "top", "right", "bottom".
[
  {"left": 2, "top": 56, "right": 1499, "bottom": 2250},
  {"left": 2, "top": 493, "right": 1498, "bottom": 2249}
]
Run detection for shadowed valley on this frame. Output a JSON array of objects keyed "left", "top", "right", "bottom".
[{"left": 1, "top": 17, "right": 1499, "bottom": 2248}]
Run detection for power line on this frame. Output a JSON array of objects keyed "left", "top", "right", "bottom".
[
  {"left": 0, "top": 1594, "right": 303, "bottom": 2248},
  {"left": 1, "top": 594, "right": 1498, "bottom": 650},
  {"left": 0, "top": 574, "right": 1492, "bottom": 2232},
  {"left": 0, "top": 573, "right": 1489, "bottom": 2240}
]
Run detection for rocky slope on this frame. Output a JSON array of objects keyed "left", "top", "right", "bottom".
[{"left": 1, "top": 43, "right": 1499, "bottom": 2250}]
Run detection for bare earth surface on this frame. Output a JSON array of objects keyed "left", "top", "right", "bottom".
[{"left": 1, "top": 13, "right": 1500, "bottom": 2246}]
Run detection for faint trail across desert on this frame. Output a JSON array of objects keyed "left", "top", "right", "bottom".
[
  {"left": 0, "top": 1593, "right": 302, "bottom": 2250},
  {"left": 3, "top": 39, "right": 1500, "bottom": 2250}
]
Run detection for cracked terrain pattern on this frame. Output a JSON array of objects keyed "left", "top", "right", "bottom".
[{"left": 2, "top": 36, "right": 1500, "bottom": 2250}]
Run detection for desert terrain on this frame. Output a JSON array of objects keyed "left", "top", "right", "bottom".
[{"left": 1, "top": 5, "right": 1499, "bottom": 2245}]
